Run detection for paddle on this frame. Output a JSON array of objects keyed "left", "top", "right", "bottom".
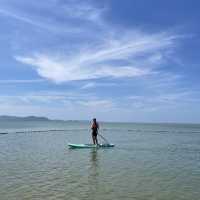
[{"left": 98, "top": 133, "right": 110, "bottom": 144}]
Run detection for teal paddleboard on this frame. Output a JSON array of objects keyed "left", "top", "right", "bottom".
[{"left": 68, "top": 143, "right": 115, "bottom": 149}]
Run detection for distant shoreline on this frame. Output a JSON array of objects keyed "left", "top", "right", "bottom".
[
  {"left": 0, "top": 115, "right": 199, "bottom": 125},
  {"left": 0, "top": 115, "right": 51, "bottom": 121},
  {"left": 0, "top": 115, "right": 89, "bottom": 123}
]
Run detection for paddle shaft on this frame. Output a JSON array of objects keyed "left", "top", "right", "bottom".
[{"left": 98, "top": 133, "right": 110, "bottom": 144}]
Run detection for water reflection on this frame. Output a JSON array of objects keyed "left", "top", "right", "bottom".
[
  {"left": 88, "top": 149, "right": 100, "bottom": 197},
  {"left": 89, "top": 149, "right": 99, "bottom": 176}
]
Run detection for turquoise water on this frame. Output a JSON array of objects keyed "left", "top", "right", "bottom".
[{"left": 0, "top": 120, "right": 200, "bottom": 199}]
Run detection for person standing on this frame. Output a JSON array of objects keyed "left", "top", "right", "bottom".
[{"left": 91, "top": 118, "right": 99, "bottom": 145}]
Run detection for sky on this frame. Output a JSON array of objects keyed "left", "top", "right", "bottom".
[{"left": 0, "top": 0, "right": 200, "bottom": 123}]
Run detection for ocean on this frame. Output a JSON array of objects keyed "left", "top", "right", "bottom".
[{"left": 0, "top": 120, "right": 200, "bottom": 200}]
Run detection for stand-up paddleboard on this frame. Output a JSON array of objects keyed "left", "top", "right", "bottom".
[{"left": 68, "top": 143, "right": 115, "bottom": 149}]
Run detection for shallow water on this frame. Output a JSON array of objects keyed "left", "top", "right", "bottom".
[{"left": 0, "top": 121, "right": 200, "bottom": 199}]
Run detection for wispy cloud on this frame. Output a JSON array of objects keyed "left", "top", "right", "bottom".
[
  {"left": 0, "top": 7, "right": 81, "bottom": 34},
  {"left": 127, "top": 91, "right": 200, "bottom": 111},
  {"left": 77, "top": 99, "right": 113, "bottom": 108},
  {"left": 2, "top": 0, "right": 181, "bottom": 83},
  {"left": 81, "top": 82, "right": 96, "bottom": 89},
  {"left": 1, "top": 89, "right": 200, "bottom": 121},
  {"left": 61, "top": 1, "right": 105, "bottom": 24},
  {"left": 15, "top": 31, "right": 179, "bottom": 82},
  {"left": 0, "top": 79, "right": 45, "bottom": 84},
  {"left": 0, "top": 0, "right": 106, "bottom": 34},
  {"left": 80, "top": 82, "right": 117, "bottom": 89},
  {"left": 0, "top": 8, "right": 41, "bottom": 26},
  {"left": 0, "top": 93, "right": 113, "bottom": 111}
]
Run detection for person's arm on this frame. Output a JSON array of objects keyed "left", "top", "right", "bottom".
[{"left": 91, "top": 122, "right": 94, "bottom": 130}]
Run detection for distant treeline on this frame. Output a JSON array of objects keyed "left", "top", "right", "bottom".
[{"left": 0, "top": 115, "right": 50, "bottom": 121}]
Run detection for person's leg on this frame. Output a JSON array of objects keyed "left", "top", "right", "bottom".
[
  {"left": 92, "top": 134, "right": 96, "bottom": 144},
  {"left": 95, "top": 135, "right": 98, "bottom": 145}
]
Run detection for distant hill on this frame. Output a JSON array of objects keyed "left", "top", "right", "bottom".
[{"left": 0, "top": 115, "right": 50, "bottom": 121}]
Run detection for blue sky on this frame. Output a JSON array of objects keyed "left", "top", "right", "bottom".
[{"left": 0, "top": 0, "right": 200, "bottom": 122}]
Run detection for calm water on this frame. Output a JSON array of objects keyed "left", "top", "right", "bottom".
[{"left": 0, "top": 120, "right": 200, "bottom": 200}]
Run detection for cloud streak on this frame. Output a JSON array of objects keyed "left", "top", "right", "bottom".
[
  {"left": 0, "top": 7, "right": 84, "bottom": 34},
  {"left": 0, "top": 8, "right": 53, "bottom": 31},
  {"left": 3, "top": 0, "right": 181, "bottom": 83},
  {"left": 15, "top": 31, "right": 179, "bottom": 82},
  {"left": 0, "top": 91, "right": 114, "bottom": 114},
  {"left": 0, "top": 0, "right": 107, "bottom": 35},
  {"left": 1, "top": 89, "right": 200, "bottom": 122},
  {"left": 0, "top": 79, "right": 45, "bottom": 84}
]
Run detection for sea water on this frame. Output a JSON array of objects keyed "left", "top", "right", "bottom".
[{"left": 0, "top": 120, "right": 200, "bottom": 200}]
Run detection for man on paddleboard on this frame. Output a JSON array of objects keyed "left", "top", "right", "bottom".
[{"left": 91, "top": 118, "right": 99, "bottom": 145}]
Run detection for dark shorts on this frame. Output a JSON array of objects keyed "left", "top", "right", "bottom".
[{"left": 92, "top": 131, "right": 98, "bottom": 137}]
